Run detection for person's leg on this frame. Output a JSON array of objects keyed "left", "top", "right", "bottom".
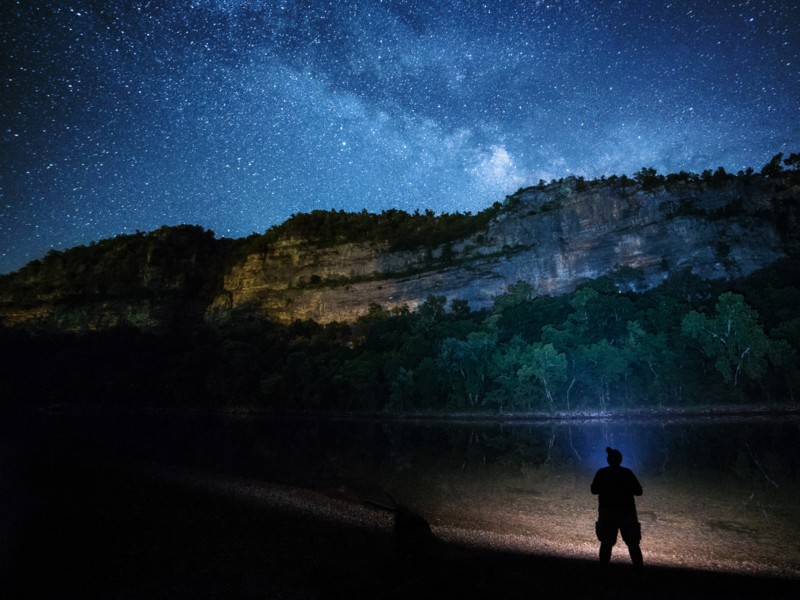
[
  {"left": 596, "top": 514, "right": 617, "bottom": 564},
  {"left": 620, "top": 518, "right": 643, "bottom": 567},
  {"left": 627, "top": 543, "right": 643, "bottom": 567},
  {"left": 599, "top": 541, "right": 613, "bottom": 564}
]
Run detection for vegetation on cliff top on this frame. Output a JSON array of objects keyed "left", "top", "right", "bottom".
[
  {"left": 242, "top": 205, "right": 503, "bottom": 253},
  {"left": 0, "top": 225, "right": 225, "bottom": 303},
  {"left": 243, "top": 152, "right": 800, "bottom": 253}
]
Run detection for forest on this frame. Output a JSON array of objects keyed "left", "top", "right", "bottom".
[{"left": 2, "top": 257, "right": 799, "bottom": 413}]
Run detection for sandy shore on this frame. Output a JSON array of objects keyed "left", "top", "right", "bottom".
[{"left": 4, "top": 446, "right": 799, "bottom": 600}]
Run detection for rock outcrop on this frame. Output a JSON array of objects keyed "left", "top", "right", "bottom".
[
  {"left": 1, "top": 172, "right": 798, "bottom": 330},
  {"left": 207, "top": 175, "right": 795, "bottom": 324}
]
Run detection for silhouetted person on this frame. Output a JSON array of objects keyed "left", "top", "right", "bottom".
[{"left": 591, "top": 447, "right": 643, "bottom": 567}]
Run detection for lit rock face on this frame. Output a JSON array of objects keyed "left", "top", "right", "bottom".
[
  {"left": 0, "top": 175, "right": 795, "bottom": 330},
  {"left": 211, "top": 177, "right": 790, "bottom": 324}
]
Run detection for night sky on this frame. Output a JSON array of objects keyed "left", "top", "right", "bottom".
[{"left": 1, "top": 1, "right": 798, "bottom": 275}]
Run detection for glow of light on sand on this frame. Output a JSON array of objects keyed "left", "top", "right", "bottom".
[{"left": 122, "top": 420, "right": 800, "bottom": 580}]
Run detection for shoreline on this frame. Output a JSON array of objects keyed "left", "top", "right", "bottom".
[
  {"left": 6, "top": 404, "right": 800, "bottom": 597},
  {"left": 7, "top": 451, "right": 799, "bottom": 599},
  {"left": 27, "top": 402, "right": 800, "bottom": 423},
  {"left": 116, "top": 458, "right": 800, "bottom": 580}
]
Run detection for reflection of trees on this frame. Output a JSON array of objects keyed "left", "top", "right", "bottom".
[
  {"left": 459, "top": 430, "right": 488, "bottom": 471},
  {"left": 567, "top": 426, "right": 581, "bottom": 461},
  {"left": 744, "top": 443, "right": 780, "bottom": 489}
]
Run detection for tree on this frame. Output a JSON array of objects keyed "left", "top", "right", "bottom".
[
  {"left": 438, "top": 332, "right": 496, "bottom": 408},
  {"left": 451, "top": 298, "right": 472, "bottom": 319},
  {"left": 491, "top": 281, "right": 534, "bottom": 315},
  {"left": 681, "top": 293, "right": 770, "bottom": 387},
  {"left": 335, "top": 352, "right": 386, "bottom": 409},
  {"left": 487, "top": 336, "right": 528, "bottom": 411},
  {"left": 709, "top": 166, "right": 731, "bottom": 188},
  {"left": 760, "top": 153, "right": 784, "bottom": 178},
  {"left": 623, "top": 320, "right": 682, "bottom": 405},
  {"left": 575, "top": 340, "right": 628, "bottom": 409},
  {"left": 567, "top": 287, "right": 600, "bottom": 334},
  {"left": 518, "top": 343, "right": 568, "bottom": 408},
  {"left": 784, "top": 152, "right": 800, "bottom": 170},
  {"left": 413, "top": 356, "right": 447, "bottom": 408},
  {"left": 564, "top": 283, "right": 636, "bottom": 344},
  {"left": 634, "top": 167, "right": 663, "bottom": 191},
  {"left": 414, "top": 295, "right": 447, "bottom": 334},
  {"left": 388, "top": 366, "right": 415, "bottom": 411}
]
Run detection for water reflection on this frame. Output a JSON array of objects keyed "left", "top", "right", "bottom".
[{"left": 31, "top": 413, "right": 800, "bottom": 576}]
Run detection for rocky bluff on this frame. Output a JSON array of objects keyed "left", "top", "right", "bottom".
[{"left": 1, "top": 171, "right": 798, "bottom": 331}]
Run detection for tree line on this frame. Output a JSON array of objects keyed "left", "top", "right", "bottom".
[{"left": 3, "top": 259, "right": 798, "bottom": 412}]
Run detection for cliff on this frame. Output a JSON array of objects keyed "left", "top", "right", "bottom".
[{"left": 1, "top": 171, "right": 798, "bottom": 331}]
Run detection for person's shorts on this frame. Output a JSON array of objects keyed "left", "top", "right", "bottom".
[{"left": 595, "top": 508, "right": 641, "bottom": 545}]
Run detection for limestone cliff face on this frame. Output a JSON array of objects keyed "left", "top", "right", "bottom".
[
  {"left": 209, "top": 176, "right": 794, "bottom": 324},
  {"left": 1, "top": 174, "right": 797, "bottom": 330},
  {"left": 207, "top": 240, "right": 432, "bottom": 323}
]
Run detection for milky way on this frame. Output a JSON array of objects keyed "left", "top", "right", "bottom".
[{"left": 1, "top": 0, "right": 798, "bottom": 274}]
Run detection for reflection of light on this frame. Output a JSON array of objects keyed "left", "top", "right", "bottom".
[
  {"left": 120, "top": 416, "right": 800, "bottom": 579},
  {"left": 570, "top": 421, "right": 649, "bottom": 473},
  {"left": 422, "top": 451, "right": 800, "bottom": 578},
  {"left": 401, "top": 420, "right": 797, "bottom": 577},
  {"left": 435, "top": 522, "right": 798, "bottom": 577}
]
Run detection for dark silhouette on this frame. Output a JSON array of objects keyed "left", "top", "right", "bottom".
[
  {"left": 591, "top": 447, "right": 643, "bottom": 567},
  {"left": 391, "top": 505, "right": 437, "bottom": 558},
  {"left": 361, "top": 492, "right": 437, "bottom": 559}
]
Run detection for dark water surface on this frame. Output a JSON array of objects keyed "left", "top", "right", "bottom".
[{"left": 5, "top": 411, "right": 800, "bottom": 579}]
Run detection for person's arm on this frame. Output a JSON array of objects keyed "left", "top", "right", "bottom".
[
  {"left": 630, "top": 471, "right": 643, "bottom": 496},
  {"left": 590, "top": 471, "right": 600, "bottom": 495}
]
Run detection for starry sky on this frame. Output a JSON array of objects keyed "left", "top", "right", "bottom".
[{"left": 1, "top": 1, "right": 798, "bottom": 274}]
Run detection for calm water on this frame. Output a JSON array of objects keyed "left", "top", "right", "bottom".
[{"left": 11, "top": 412, "right": 800, "bottom": 576}]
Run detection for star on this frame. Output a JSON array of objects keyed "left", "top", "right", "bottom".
[{"left": 1, "top": 0, "right": 798, "bottom": 273}]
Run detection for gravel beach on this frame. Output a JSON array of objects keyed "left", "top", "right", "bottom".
[{"left": 4, "top": 446, "right": 799, "bottom": 600}]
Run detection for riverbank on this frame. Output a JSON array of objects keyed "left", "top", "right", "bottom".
[
  {"left": 4, "top": 443, "right": 799, "bottom": 599},
  {"left": 30, "top": 402, "right": 800, "bottom": 423}
]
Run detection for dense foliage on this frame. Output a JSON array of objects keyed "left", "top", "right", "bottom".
[
  {"left": 3, "top": 259, "right": 798, "bottom": 412},
  {"left": 253, "top": 206, "right": 502, "bottom": 251},
  {"left": 0, "top": 225, "right": 225, "bottom": 302}
]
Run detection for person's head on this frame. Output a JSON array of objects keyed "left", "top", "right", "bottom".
[{"left": 606, "top": 447, "right": 622, "bottom": 466}]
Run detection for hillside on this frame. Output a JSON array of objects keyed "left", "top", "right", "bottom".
[
  {"left": 2, "top": 161, "right": 800, "bottom": 411},
  {"left": 1, "top": 165, "right": 799, "bottom": 331}
]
